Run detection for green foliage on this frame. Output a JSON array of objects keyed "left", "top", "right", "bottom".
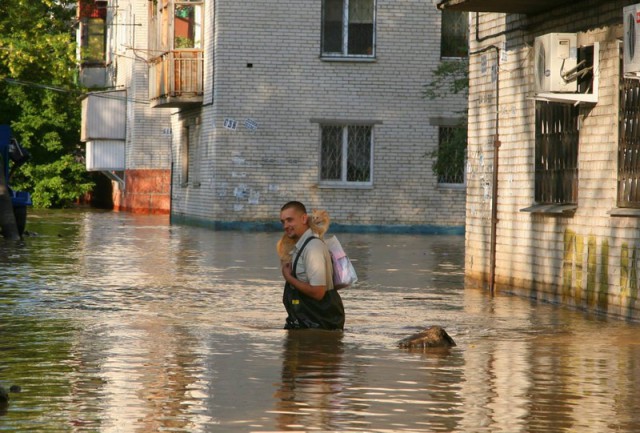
[
  {"left": 0, "top": 0, "right": 95, "bottom": 208},
  {"left": 423, "top": 59, "right": 469, "bottom": 100},
  {"left": 424, "top": 60, "right": 469, "bottom": 182}
]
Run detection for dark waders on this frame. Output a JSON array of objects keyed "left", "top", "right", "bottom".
[{"left": 282, "top": 237, "right": 345, "bottom": 330}]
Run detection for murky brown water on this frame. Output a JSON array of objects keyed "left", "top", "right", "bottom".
[{"left": 1, "top": 208, "right": 640, "bottom": 432}]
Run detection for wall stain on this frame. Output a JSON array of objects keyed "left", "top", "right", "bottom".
[
  {"left": 621, "top": 243, "right": 629, "bottom": 299},
  {"left": 575, "top": 234, "right": 584, "bottom": 305},
  {"left": 598, "top": 239, "right": 609, "bottom": 311},
  {"left": 562, "top": 229, "right": 575, "bottom": 301},
  {"left": 586, "top": 235, "right": 597, "bottom": 307},
  {"left": 562, "top": 230, "right": 639, "bottom": 314}
]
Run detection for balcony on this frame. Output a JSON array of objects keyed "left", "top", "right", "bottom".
[{"left": 149, "top": 50, "right": 204, "bottom": 108}]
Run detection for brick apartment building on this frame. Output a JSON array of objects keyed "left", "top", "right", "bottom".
[
  {"left": 438, "top": 0, "right": 640, "bottom": 319},
  {"left": 79, "top": 0, "right": 468, "bottom": 231}
]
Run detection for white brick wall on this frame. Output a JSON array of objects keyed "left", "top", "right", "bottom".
[
  {"left": 466, "top": 1, "right": 640, "bottom": 319},
  {"left": 169, "top": 0, "right": 467, "bottom": 228},
  {"left": 111, "top": 0, "right": 173, "bottom": 170}
]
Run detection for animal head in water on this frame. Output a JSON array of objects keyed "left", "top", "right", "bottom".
[{"left": 397, "top": 326, "right": 456, "bottom": 349}]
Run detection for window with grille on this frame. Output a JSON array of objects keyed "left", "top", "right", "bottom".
[
  {"left": 534, "top": 101, "right": 579, "bottom": 205},
  {"left": 434, "top": 126, "right": 466, "bottom": 184},
  {"left": 618, "top": 78, "right": 640, "bottom": 208},
  {"left": 322, "top": 0, "right": 375, "bottom": 57},
  {"left": 440, "top": 10, "right": 468, "bottom": 58},
  {"left": 320, "top": 125, "right": 373, "bottom": 186}
]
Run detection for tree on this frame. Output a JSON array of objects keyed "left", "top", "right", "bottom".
[
  {"left": 0, "top": 0, "right": 94, "bottom": 207},
  {"left": 424, "top": 59, "right": 469, "bottom": 183}
]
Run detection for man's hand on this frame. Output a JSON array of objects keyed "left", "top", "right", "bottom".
[{"left": 282, "top": 262, "right": 293, "bottom": 281}]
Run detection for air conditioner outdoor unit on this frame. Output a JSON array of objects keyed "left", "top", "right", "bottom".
[
  {"left": 534, "top": 33, "right": 577, "bottom": 93},
  {"left": 624, "top": 3, "right": 640, "bottom": 75}
]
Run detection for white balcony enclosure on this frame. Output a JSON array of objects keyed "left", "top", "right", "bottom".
[
  {"left": 81, "top": 90, "right": 126, "bottom": 171},
  {"left": 85, "top": 140, "right": 125, "bottom": 171},
  {"left": 81, "top": 90, "right": 126, "bottom": 141}
]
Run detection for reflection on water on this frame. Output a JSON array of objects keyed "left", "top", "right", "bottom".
[{"left": 1, "top": 209, "right": 640, "bottom": 432}]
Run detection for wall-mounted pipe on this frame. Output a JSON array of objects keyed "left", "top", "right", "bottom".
[
  {"left": 469, "top": 43, "right": 501, "bottom": 295},
  {"left": 475, "top": 12, "right": 527, "bottom": 43}
]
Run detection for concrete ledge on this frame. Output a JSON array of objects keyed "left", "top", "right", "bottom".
[
  {"left": 608, "top": 208, "right": 640, "bottom": 217},
  {"left": 520, "top": 203, "right": 577, "bottom": 215}
]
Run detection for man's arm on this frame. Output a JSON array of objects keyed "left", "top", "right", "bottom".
[{"left": 282, "top": 263, "right": 327, "bottom": 300}]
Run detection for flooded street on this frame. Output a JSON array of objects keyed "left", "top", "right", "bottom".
[{"left": 1, "top": 209, "right": 640, "bottom": 432}]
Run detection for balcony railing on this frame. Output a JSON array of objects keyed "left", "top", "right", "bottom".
[{"left": 149, "top": 50, "right": 204, "bottom": 108}]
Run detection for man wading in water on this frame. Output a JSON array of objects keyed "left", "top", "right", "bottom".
[{"left": 280, "top": 201, "right": 345, "bottom": 330}]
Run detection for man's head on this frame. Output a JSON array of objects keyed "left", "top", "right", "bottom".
[{"left": 280, "top": 201, "right": 309, "bottom": 240}]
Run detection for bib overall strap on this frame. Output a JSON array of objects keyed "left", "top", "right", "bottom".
[{"left": 292, "top": 236, "right": 317, "bottom": 278}]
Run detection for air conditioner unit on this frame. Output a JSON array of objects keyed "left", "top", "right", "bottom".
[
  {"left": 534, "top": 33, "right": 577, "bottom": 93},
  {"left": 624, "top": 3, "right": 640, "bottom": 75}
]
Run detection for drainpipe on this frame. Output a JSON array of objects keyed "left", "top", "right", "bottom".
[
  {"left": 489, "top": 81, "right": 500, "bottom": 295},
  {"left": 488, "top": 47, "right": 500, "bottom": 296},
  {"left": 475, "top": 12, "right": 527, "bottom": 43},
  {"left": 470, "top": 43, "right": 501, "bottom": 295}
]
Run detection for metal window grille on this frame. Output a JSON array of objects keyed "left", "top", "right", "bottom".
[
  {"left": 322, "top": 0, "right": 375, "bottom": 56},
  {"left": 321, "top": 125, "right": 343, "bottom": 181},
  {"left": 436, "top": 126, "right": 466, "bottom": 184},
  {"left": 534, "top": 101, "right": 579, "bottom": 205},
  {"left": 440, "top": 10, "right": 468, "bottom": 58},
  {"left": 321, "top": 125, "right": 372, "bottom": 183},
  {"left": 617, "top": 78, "right": 640, "bottom": 208}
]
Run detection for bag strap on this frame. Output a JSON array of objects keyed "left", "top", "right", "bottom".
[{"left": 291, "top": 236, "right": 317, "bottom": 279}]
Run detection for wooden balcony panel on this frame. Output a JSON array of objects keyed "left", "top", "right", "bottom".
[{"left": 150, "top": 50, "right": 204, "bottom": 108}]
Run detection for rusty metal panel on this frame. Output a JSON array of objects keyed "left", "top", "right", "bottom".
[
  {"left": 535, "top": 101, "right": 579, "bottom": 205},
  {"left": 80, "top": 90, "right": 126, "bottom": 141}
]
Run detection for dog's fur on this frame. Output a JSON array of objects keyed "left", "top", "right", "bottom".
[{"left": 277, "top": 209, "right": 330, "bottom": 264}]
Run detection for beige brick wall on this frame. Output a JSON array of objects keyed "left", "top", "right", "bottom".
[
  {"left": 466, "top": 1, "right": 640, "bottom": 319},
  {"left": 169, "top": 0, "right": 467, "bottom": 228}
]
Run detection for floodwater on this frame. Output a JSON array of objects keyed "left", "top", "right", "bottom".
[{"left": 1, "top": 209, "right": 640, "bottom": 433}]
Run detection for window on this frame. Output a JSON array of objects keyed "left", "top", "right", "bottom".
[
  {"left": 180, "top": 122, "right": 201, "bottom": 187},
  {"left": 618, "top": 78, "right": 640, "bottom": 208},
  {"left": 174, "top": 1, "right": 203, "bottom": 49},
  {"left": 535, "top": 101, "right": 579, "bottom": 205},
  {"left": 150, "top": 0, "right": 203, "bottom": 52},
  {"left": 440, "top": 10, "right": 468, "bottom": 58},
  {"left": 80, "top": 18, "right": 106, "bottom": 64},
  {"left": 434, "top": 126, "right": 467, "bottom": 184},
  {"left": 320, "top": 124, "right": 373, "bottom": 186},
  {"left": 180, "top": 126, "right": 189, "bottom": 186},
  {"left": 322, "top": 0, "right": 375, "bottom": 57}
]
